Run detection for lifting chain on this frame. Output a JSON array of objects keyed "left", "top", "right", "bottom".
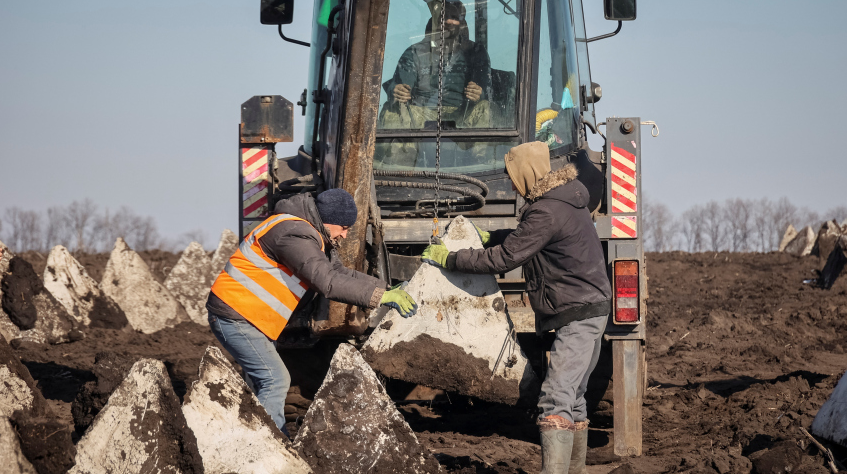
[{"left": 431, "top": 0, "right": 446, "bottom": 243}]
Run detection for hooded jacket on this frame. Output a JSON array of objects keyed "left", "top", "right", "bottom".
[
  {"left": 450, "top": 164, "right": 611, "bottom": 332},
  {"left": 207, "top": 194, "right": 386, "bottom": 323}
]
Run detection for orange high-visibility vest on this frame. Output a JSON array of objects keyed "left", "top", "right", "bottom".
[{"left": 210, "top": 213, "right": 325, "bottom": 340}]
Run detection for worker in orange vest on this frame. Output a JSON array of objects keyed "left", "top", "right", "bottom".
[{"left": 206, "top": 189, "right": 417, "bottom": 436}]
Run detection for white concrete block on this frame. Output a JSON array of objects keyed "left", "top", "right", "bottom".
[
  {"left": 0, "top": 240, "right": 21, "bottom": 343},
  {"left": 811, "top": 369, "right": 847, "bottom": 447},
  {"left": 362, "top": 216, "right": 538, "bottom": 405},
  {"left": 0, "top": 335, "right": 51, "bottom": 419},
  {"left": 295, "top": 344, "right": 442, "bottom": 473},
  {"left": 210, "top": 229, "right": 238, "bottom": 278},
  {"left": 784, "top": 226, "right": 816, "bottom": 257},
  {"left": 165, "top": 242, "right": 213, "bottom": 326},
  {"left": 100, "top": 238, "right": 189, "bottom": 334},
  {"left": 183, "top": 347, "right": 312, "bottom": 474},
  {"left": 778, "top": 224, "right": 797, "bottom": 253},
  {"left": 71, "top": 358, "right": 203, "bottom": 474},
  {"left": 0, "top": 416, "right": 37, "bottom": 474}
]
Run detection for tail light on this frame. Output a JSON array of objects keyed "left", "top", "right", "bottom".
[{"left": 613, "top": 260, "right": 639, "bottom": 324}]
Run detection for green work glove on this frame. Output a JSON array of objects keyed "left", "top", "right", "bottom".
[
  {"left": 421, "top": 243, "right": 450, "bottom": 268},
  {"left": 473, "top": 223, "right": 490, "bottom": 246},
  {"left": 380, "top": 287, "right": 418, "bottom": 318}
]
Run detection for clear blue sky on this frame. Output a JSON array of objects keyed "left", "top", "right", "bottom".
[{"left": 1, "top": 0, "right": 845, "bottom": 247}]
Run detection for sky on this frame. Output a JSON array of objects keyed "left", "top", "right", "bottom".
[{"left": 1, "top": 0, "right": 845, "bottom": 248}]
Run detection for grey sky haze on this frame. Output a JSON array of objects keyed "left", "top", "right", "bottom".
[{"left": 1, "top": 0, "right": 845, "bottom": 247}]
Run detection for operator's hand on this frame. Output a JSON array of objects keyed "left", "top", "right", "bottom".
[
  {"left": 464, "top": 81, "right": 482, "bottom": 102},
  {"left": 421, "top": 243, "right": 450, "bottom": 269},
  {"left": 380, "top": 287, "right": 418, "bottom": 318},
  {"left": 394, "top": 84, "right": 412, "bottom": 104},
  {"left": 473, "top": 223, "right": 490, "bottom": 246}
]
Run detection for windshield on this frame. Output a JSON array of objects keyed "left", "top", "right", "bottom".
[
  {"left": 534, "top": 0, "right": 580, "bottom": 156},
  {"left": 377, "top": 0, "right": 521, "bottom": 132}
]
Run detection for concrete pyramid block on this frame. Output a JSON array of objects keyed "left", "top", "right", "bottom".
[
  {"left": 811, "top": 368, "right": 847, "bottom": 447},
  {"left": 0, "top": 416, "right": 37, "bottom": 474},
  {"left": 812, "top": 220, "right": 843, "bottom": 259},
  {"left": 70, "top": 358, "right": 203, "bottom": 474},
  {"left": 295, "top": 344, "right": 442, "bottom": 473},
  {"left": 0, "top": 241, "right": 23, "bottom": 343},
  {"left": 183, "top": 347, "right": 312, "bottom": 474},
  {"left": 210, "top": 229, "right": 238, "bottom": 277},
  {"left": 0, "top": 334, "right": 52, "bottom": 418},
  {"left": 165, "top": 242, "right": 213, "bottom": 326},
  {"left": 783, "top": 225, "right": 816, "bottom": 256},
  {"left": 100, "top": 237, "right": 189, "bottom": 334},
  {"left": 778, "top": 224, "right": 797, "bottom": 252},
  {"left": 362, "top": 216, "right": 538, "bottom": 405},
  {"left": 43, "top": 245, "right": 130, "bottom": 330}
]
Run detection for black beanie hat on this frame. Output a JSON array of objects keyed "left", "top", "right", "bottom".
[{"left": 316, "top": 189, "right": 358, "bottom": 227}]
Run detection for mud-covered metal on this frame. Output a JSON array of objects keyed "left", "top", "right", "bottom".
[{"left": 240, "top": 95, "right": 294, "bottom": 144}]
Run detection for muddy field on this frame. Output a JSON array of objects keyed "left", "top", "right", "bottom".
[{"left": 11, "top": 250, "right": 847, "bottom": 473}]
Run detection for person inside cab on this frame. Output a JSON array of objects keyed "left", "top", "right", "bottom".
[{"left": 380, "top": 0, "right": 492, "bottom": 132}]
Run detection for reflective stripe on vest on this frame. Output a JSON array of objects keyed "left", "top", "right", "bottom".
[{"left": 210, "top": 213, "right": 325, "bottom": 340}]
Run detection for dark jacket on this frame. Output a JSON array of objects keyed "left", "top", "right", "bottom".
[
  {"left": 207, "top": 194, "right": 386, "bottom": 322},
  {"left": 450, "top": 164, "right": 611, "bottom": 332}
]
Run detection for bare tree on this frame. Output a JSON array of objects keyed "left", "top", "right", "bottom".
[
  {"left": 3, "top": 207, "right": 43, "bottom": 252},
  {"left": 91, "top": 207, "right": 161, "bottom": 252},
  {"left": 179, "top": 229, "right": 208, "bottom": 250},
  {"left": 680, "top": 205, "right": 705, "bottom": 252},
  {"left": 45, "top": 206, "right": 73, "bottom": 250},
  {"left": 132, "top": 216, "right": 161, "bottom": 251},
  {"left": 770, "top": 197, "right": 798, "bottom": 251},
  {"left": 825, "top": 205, "right": 847, "bottom": 224},
  {"left": 643, "top": 200, "right": 676, "bottom": 252},
  {"left": 751, "top": 198, "right": 774, "bottom": 252},
  {"left": 724, "top": 198, "right": 752, "bottom": 252},
  {"left": 701, "top": 201, "right": 726, "bottom": 251},
  {"left": 67, "top": 199, "right": 98, "bottom": 252}
]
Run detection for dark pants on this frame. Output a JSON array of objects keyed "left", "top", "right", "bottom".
[{"left": 538, "top": 314, "right": 608, "bottom": 422}]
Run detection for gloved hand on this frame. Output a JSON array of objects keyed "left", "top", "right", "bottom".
[
  {"left": 421, "top": 243, "right": 450, "bottom": 268},
  {"left": 380, "top": 287, "right": 418, "bottom": 318},
  {"left": 473, "top": 223, "right": 490, "bottom": 246}
]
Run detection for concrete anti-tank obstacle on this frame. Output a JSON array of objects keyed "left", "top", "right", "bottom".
[
  {"left": 783, "top": 225, "right": 816, "bottom": 256},
  {"left": 70, "top": 358, "right": 204, "bottom": 474},
  {"left": 0, "top": 240, "right": 24, "bottom": 342},
  {"left": 182, "top": 346, "right": 313, "bottom": 474},
  {"left": 0, "top": 333, "right": 52, "bottom": 419},
  {"left": 1, "top": 251, "right": 81, "bottom": 345},
  {"left": 778, "top": 224, "right": 797, "bottom": 253},
  {"left": 43, "top": 245, "right": 130, "bottom": 331},
  {"left": 210, "top": 229, "right": 238, "bottom": 278},
  {"left": 812, "top": 220, "right": 843, "bottom": 259},
  {"left": 811, "top": 368, "right": 847, "bottom": 447},
  {"left": 164, "top": 242, "right": 213, "bottom": 326},
  {"left": 0, "top": 416, "right": 37, "bottom": 474},
  {"left": 295, "top": 344, "right": 442, "bottom": 473},
  {"left": 100, "top": 237, "right": 190, "bottom": 334},
  {"left": 362, "top": 216, "right": 539, "bottom": 405}
]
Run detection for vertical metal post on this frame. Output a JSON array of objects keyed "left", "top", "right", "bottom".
[{"left": 612, "top": 339, "right": 643, "bottom": 456}]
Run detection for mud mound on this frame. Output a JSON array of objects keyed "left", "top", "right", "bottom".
[
  {"left": 0, "top": 416, "right": 37, "bottom": 474},
  {"left": 2, "top": 257, "right": 41, "bottom": 330},
  {"left": 10, "top": 411, "right": 76, "bottom": 474},
  {"left": 296, "top": 344, "right": 442, "bottom": 473},
  {"left": 70, "top": 358, "right": 203, "bottom": 474},
  {"left": 71, "top": 351, "right": 135, "bottom": 434}
]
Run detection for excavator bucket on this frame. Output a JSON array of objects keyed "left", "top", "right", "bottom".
[{"left": 361, "top": 216, "right": 539, "bottom": 405}]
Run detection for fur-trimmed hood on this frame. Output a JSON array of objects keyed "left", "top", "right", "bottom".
[{"left": 524, "top": 163, "right": 586, "bottom": 208}]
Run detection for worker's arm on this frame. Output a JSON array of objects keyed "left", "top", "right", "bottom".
[
  {"left": 265, "top": 222, "right": 385, "bottom": 309},
  {"left": 330, "top": 249, "right": 387, "bottom": 289},
  {"left": 450, "top": 206, "right": 558, "bottom": 274}
]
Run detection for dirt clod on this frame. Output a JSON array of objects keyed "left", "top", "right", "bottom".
[{"left": 2, "top": 257, "right": 42, "bottom": 330}]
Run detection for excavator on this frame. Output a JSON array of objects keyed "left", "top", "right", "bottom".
[{"left": 238, "top": 0, "right": 648, "bottom": 456}]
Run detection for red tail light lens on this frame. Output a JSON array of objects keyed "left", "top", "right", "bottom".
[{"left": 614, "top": 260, "right": 639, "bottom": 323}]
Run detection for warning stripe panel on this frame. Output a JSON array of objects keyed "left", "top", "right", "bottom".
[
  {"left": 611, "top": 216, "right": 637, "bottom": 239},
  {"left": 242, "top": 146, "right": 269, "bottom": 219},
  {"left": 610, "top": 143, "right": 637, "bottom": 214},
  {"left": 244, "top": 196, "right": 268, "bottom": 218}
]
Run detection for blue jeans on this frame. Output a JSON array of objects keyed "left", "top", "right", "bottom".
[
  {"left": 538, "top": 314, "right": 608, "bottom": 423},
  {"left": 208, "top": 312, "right": 291, "bottom": 436}
]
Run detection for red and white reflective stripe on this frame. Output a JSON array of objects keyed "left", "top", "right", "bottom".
[
  {"left": 242, "top": 147, "right": 269, "bottom": 218},
  {"left": 242, "top": 220, "right": 261, "bottom": 239},
  {"left": 610, "top": 144, "right": 637, "bottom": 214},
  {"left": 611, "top": 216, "right": 637, "bottom": 239}
]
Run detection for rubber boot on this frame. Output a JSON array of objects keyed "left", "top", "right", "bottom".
[
  {"left": 539, "top": 416, "right": 575, "bottom": 474},
  {"left": 568, "top": 421, "right": 589, "bottom": 474}
]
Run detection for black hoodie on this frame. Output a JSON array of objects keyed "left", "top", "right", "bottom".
[
  {"left": 207, "top": 194, "right": 386, "bottom": 325},
  {"left": 451, "top": 164, "right": 611, "bottom": 333}
]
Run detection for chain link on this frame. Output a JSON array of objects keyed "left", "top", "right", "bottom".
[{"left": 431, "top": 0, "right": 446, "bottom": 241}]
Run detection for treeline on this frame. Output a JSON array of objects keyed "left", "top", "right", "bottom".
[
  {"left": 643, "top": 197, "right": 847, "bottom": 253},
  {"left": 1, "top": 199, "right": 207, "bottom": 253}
]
